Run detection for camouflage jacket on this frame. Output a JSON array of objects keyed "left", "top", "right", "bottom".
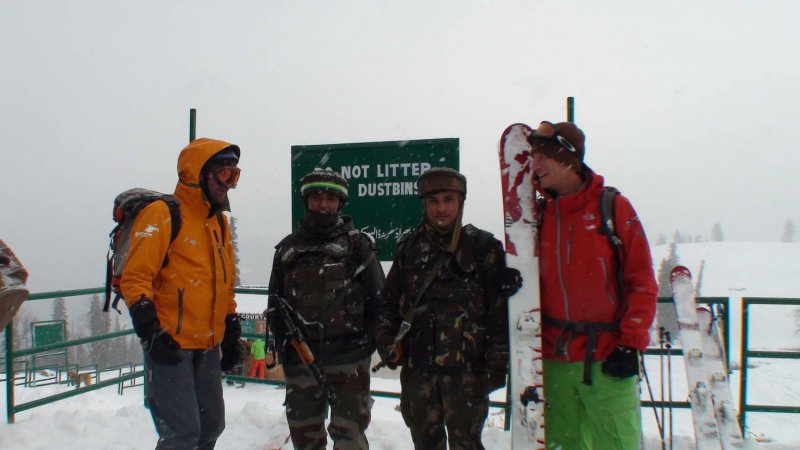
[
  {"left": 377, "top": 223, "right": 509, "bottom": 372},
  {"left": 268, "top": 215, "right": 385, "bottom": 366}
]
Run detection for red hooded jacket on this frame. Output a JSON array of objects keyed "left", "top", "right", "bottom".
[{"left": 538, "top": 170, "right": 657, "bottom": 362}]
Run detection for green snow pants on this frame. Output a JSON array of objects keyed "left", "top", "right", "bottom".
[{"left": 543, "top": 359, "right": 641, "bottom": 450}]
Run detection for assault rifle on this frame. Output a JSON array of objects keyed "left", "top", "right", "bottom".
[
  {"left": 266, "top": 295, "right": 335, "bottom": 404},
  {"left": 371, "top": 323, "right": 407, "bottom": 372}
]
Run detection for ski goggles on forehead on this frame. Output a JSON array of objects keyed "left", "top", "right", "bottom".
[
  {"left": 213, "top": 165, "right": 241, "bottom": 188},
  {"left": 532, "top": 121, "right": 579, "bottom": 154}
]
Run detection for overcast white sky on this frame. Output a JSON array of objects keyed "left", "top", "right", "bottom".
[{"left": 2, "top": 0, "right": 798, "bottom": 291}]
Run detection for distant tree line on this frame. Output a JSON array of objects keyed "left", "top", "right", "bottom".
[{"left": 655, "top": 220, "right": 796, "bottom": 245}]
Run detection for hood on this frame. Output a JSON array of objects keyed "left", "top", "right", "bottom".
[
  {"left": 177, "top": 138, "right": 239, "bottom": 185},
  {"left": 175, "top": 138, "right": 239, "bottom": 215}
]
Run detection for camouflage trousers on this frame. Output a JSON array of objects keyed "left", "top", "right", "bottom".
[
  {"left": 283, "top": 356, "right": 372, "bottom": 450},
  {"left": 399, "top": 367, "right": 489, "bottom": 450}
]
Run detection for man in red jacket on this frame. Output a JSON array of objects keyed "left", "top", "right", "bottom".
[{"left": 530, "top": 121, "right": 657, "bottom": 450}]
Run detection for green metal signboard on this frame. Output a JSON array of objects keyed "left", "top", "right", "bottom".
[
  {"left": 31, "top": 320, "right": 66, "bottom": 348},
  {"left": 291, "top": 138, "right": 459, "bottom": 260}
]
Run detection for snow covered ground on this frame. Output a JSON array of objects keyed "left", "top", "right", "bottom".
[{"left": 1, "top": 242, "right": 799, "bottom": 449}]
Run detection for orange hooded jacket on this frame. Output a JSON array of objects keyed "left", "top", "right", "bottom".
[{"left": 120, "top": 138, "right": 238, "bottom": 350}]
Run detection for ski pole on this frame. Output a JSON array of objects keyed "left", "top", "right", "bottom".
[
  {"left": 659, "top": 326, "right": 666, "bottom": 450},
  {"left": 665, "top": 331, "right": 673, "bottom": 450},
  {"left": 641, "top": 354, "right": 664, "bottom": 443}
]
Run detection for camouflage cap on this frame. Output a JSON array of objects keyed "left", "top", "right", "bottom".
[{"left": 416, "top": 167, "right": 466, "bottom": 198}]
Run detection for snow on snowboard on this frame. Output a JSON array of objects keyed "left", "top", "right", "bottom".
[
  {"left": 499, "top": 123, "right": 545, "bottom": 448},
  {"left": 671, "top": 265, "right": 746, "bottom": 449}
]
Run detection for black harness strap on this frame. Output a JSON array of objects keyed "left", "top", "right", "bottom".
[{"left": 543, "top": 316, "right": 620, "bottom": 385}]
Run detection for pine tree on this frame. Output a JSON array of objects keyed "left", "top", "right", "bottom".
[
  {"left": 229, "top": 215, "right": 242, "bottom": 286},
  {"left": 87, "top": 294, "right": 113, "bottom": 369},
  {"left": 657, "top": 242, "right": 680, "bottom": 297},
  {"left": 52, "top": 297, "right": 67, "bottom": 323},
  {"left": 656, "top": 233, "right": 667, "bottom": 246},
  {"left": 783, "top": 220, "right": 795, "bottom": 243},
  {"left": 656, "top": 242, "right": 680, "bottom": 336},
  {"left": 50, "top": 296, "right": 74, "bottom": 367},
  {"left": 695, "top": 259, "right": 705, "bottom": 296},
  {"left": 711, "top": 223, "right": 724, "bottom": 242}
]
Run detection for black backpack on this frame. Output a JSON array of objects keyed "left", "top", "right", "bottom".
[{"left": 104, "top": 188, "right": 181, "bottom": 313}]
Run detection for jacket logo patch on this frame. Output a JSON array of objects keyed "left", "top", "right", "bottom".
[{"left": 134, "top": 224, "right": 160, "bottom": 239}]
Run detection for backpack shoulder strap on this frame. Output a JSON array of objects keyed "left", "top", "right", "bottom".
[
  {"left": 598, "top": 186, "right": 622, "bottom": 250},
  {"left": 164, "top": 196, "right": 181, "bottom": 243},
  {"left": 597, "top": 186, "right": 627, "bottom": 312}
]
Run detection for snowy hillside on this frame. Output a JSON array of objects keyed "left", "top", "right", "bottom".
[{"left": 0, "top": 242, "right": 799, "bottom": 449}]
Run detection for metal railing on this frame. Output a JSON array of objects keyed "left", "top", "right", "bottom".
[
  {"left": 640, "top": 297, "right": 730, "bottom": 411},
  {"left": 739, "top": 297, "right": 800, "bottom": 430},
  {"left": 6, "top": 288, "right": 800, "bottom": 437},
  {"left": 4, "top": 287, "right": 141, "bottom": 423}
]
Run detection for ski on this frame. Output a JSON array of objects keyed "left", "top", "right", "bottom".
[
  {"left": 697, "top": 306, "right": 747, "bottom": 448},
  {"left": 498, "top": 123, "right": 545, "bottom": 448},
  {"left": 671, "top": 266, "right": 723, "bottom": 450}
]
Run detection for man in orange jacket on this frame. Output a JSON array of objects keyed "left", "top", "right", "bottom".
[
  {"left": 121, "top": 138, "right": 242, "bottom": 450},
  {"left": 530, "top": 121, "right": 657, "bottom": 450}
]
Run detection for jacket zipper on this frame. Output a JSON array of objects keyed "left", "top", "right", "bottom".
[
  {"left": 176, "top": 288, "right": 184, "bottom": 334},
  {"left": 599, "top": 258, "right": 615, "bottom": 305},
  {"left": 554, "top": 200, "right": 572, "bottom": 360},
  {"left": 214, "top": 230, "right": 228, "bottom": 284},
  {"left": 210, "top": 226, "right": 219, "bottom": 346},
  {"left": 566, "top": 225, "right": 573, "bottom": 265}
]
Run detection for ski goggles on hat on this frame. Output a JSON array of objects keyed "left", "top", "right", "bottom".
[
  {"left": 213, "top": 165, "right": 241, "bottom": 188},
  {"left": 531, "top": 121, "right": 579, "bottom": 155}
]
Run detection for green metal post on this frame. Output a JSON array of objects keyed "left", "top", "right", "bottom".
[
  {"left": 189, "top": 108, "right": 197, "bottom": 142},
  {"left": 6, "top": 321, "right": 14, "bottom": 424},
  {"left": 567, "top": 97, "right": 575, "bottom": 122},
  {"left": 739, "top": 298, "right": 750, "bottom": 432}
]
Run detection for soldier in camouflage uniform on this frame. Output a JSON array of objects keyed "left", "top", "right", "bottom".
[
  {"left": 375, "top": 168, "right": 521, "bottom": 450},
  {"left": 267, "top": 169, "right": 385, "bottom": 450}
]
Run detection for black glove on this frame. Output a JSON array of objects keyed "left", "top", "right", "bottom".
[
  {"left": 145, "top": 332, "right": 183, "bottom": 366},
  {"left": 129, "top": 299, "right": 182, "bottom": 365},
  {"left": 485, "top": 348, "right": 509, "bottom": 393},
  {"left": 374, "top": 326, "right": 395, "bottom": 361},
  {"left": 602, "top": 345, "right": 640, "bottom": 378},
  {"left": 265, "top": 336, "right": 278, "bottom": 369},
  {"left": 497, "top": 267, "right": 523, "bottom": 297},
  {"left": 486, "top": 371, "right": 507, "bottom": 394},
  {"left": 374, "top": 325, "right": 401, "bottom": 369},
  {"left": 220, "top": 314, "right": 242, "bottom": 372}
]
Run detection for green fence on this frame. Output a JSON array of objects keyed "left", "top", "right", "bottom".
[
  {"left": 739, "top": 297, "right": 800, "bottom": 430},
  {"left": 5, "top": 289, "right": 800, "bottom": 438}
]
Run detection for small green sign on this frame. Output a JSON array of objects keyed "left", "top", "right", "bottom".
[
  {"left": 291, "top": 138, "right": 459, "bottom": 260},
  {"left": 31, "top": 320, "right": 66, "bottom": 348}
]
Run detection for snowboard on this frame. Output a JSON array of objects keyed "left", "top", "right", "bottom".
[
  {"left": 671, "top": 266, "right": 724, "bottom": 450},
  {"left": 498, "top": 123, "right": 545, "bottom": 448}
]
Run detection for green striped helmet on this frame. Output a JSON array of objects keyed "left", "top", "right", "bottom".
[{"left": 299, "top": 169, "right": 349, "bottom": 203}]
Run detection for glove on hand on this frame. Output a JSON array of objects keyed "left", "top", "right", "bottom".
[
  {"left": 602, "top": 345, "right": 640, "bottom": 378},
  {"left": 497, "top": 267, "right": 523, "bottom": 297},
  {"left": 220, "top": 314, "right": 242, "bottom": 372},
  {"left": 484, "top": 349, "right": 509, "bottom": 393},
  {"left": 146, "top": 332, "right": 183, "bottom": 366},
  {"left": 374, "top": 326, "right": 395, "bottom": 362},
  {"left": 129, "top": 299, "right": 183, "bottom": 365},
  {"left": 486, "top": 371, "right": 507, "bottom": 393}
]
